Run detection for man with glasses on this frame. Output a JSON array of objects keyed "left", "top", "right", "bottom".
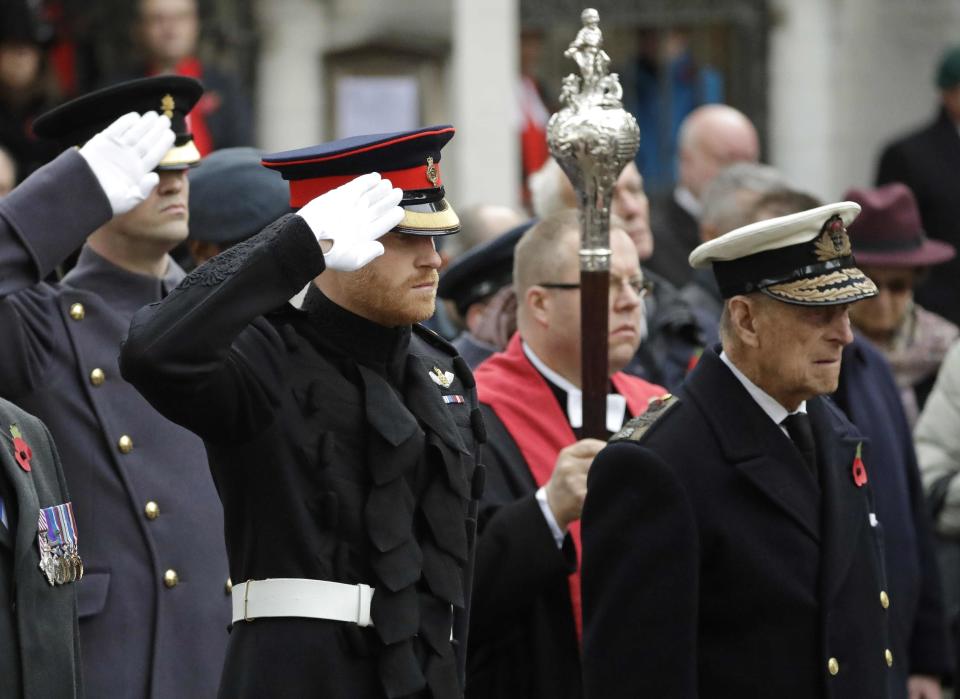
[{"left": 467, "top": 210, "right": 665, "bottom": 699}]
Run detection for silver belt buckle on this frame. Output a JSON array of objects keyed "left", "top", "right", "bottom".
[{"left": 244, "top": 579, "right": 255, "bottom": 622}]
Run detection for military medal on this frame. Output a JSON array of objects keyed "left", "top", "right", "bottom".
[
  {"left": 852, "top": 443, "right": 868, "bottom": 487},
  {"left": 9, "top": 424, "right": 32, "bottom": 472},
  {"left": 37, "top": 502, "right": 82, "bottom": 586}
]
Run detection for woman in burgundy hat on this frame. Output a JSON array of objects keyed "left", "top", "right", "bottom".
[{"left": 845, "top": 182, "right": 958, "bottom": 426}]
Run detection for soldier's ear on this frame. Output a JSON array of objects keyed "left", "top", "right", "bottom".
[{"left": 728, "top": 295, "right": 761, "bottom": 349}]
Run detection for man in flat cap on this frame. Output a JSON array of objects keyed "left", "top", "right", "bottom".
[
  {"left": 185, "top": 146, "right": 290, "bottom": 268},
  {"left": 581, "top": 203, "right": 896, "bottom": 698},
  {"left": 0, "top": 76, "right": 229, "bottom": 698},
  {"left": 121, "top": 125, "right": 484, "bottom": 698},
  {"left": 876, "top": 44, "right": 960, "bottom": 326}
]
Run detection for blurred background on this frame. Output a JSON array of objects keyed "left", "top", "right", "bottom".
[{"left": 2, "top": 0, "right": 959, "bottom": 210}]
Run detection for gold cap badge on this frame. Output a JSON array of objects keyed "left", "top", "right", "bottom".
[
  {"left": 160, "top": 94, "right": 175, "bottom": 119},
  {"left": 426, "top": 156, "right": 439, "bottom": 187},
  {"left": 813, "top": 215, "right": 852, "bottom": 262}
]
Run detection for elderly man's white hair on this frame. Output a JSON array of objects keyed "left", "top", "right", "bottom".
[
  {"left": 528, "top": 158, "right": 575, "bottom": 219},
  {"left": 700, "top": 162, "right": 789, "bottom": 237}
]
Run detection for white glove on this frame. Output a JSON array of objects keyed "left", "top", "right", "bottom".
[
  {"left": 297, "top": 172, "right": 405, "bottom": 272},
  {"left": 79, "top": 111, "right": 175, "bottom": 216}
]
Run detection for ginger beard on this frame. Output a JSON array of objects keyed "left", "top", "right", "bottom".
[{"left": 339, "top": 233, "right": 442, "bottom": 327}]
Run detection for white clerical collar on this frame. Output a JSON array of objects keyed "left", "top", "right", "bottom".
[
  {"left": 674, "top": 186, "right": 702, "bottom": 220},
  {"left": 719, "top": 350, "right": 806, "bottom": 429},
  {"left": 522, "top": 341, "right": 627, "bottom": 433}
]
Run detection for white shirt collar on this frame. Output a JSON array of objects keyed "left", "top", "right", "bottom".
[
  {"left": 719, "top": 350, "right": 806, "bottom": 429},
  {"left": 522, "top": 341, "right": 628, "bottom": 433},
  {"left": 673, "top": 186, "right": 702, "bottom": 220}
]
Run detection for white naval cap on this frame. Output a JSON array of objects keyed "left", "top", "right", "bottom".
[{"left": 688, "top": 201, "right": 878, "bottom": 306}]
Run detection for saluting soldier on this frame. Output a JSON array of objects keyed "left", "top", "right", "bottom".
[
  {"left": 120, "top": 127, "right": 485, "bottom": 698},
  {"left": 0, "top": 398, "right": 82, "bottom": 699},
  {"left": 581, "top": 203, "right": 896, "bottom": 698},
  {"left": 0, "top": 77, "right": 229, "bottom": 698}
]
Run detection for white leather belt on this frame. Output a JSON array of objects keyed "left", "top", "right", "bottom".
[{"left": 231, "top": 578, "right": 375, "bottom": 626}]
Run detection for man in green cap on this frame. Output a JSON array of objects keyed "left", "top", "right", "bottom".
[{"left": 876, "top": 44, "right": 960, "bottom": 326}]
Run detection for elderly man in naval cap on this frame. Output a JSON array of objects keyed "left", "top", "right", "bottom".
[{"left": 581, "top": 202, "right": 900, "bottom": 698}]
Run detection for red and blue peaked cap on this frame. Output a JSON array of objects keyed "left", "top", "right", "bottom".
[{"left": 261, "top": 125, "right": 460, "bottom": 236}]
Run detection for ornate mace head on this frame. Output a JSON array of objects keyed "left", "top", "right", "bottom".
[{"left": 547, "top": 8, "right": 640, "bottom": 270}]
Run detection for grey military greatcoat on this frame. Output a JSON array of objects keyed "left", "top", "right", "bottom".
[{"left": 0, "top": 149, "right": 229, "bottom": 698}]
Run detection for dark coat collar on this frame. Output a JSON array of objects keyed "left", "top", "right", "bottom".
[
  {"left": 300, "top": 286, "right": 410, "bottom": 384},
  {"left": 61, "top": 244, "right": 184, "bottom": 318},
  {"left": 683, "top": 349, "right": 864, "bottom": 551},
  {"left": 294, "top": 288, "right": 467, "bottom": 454}
]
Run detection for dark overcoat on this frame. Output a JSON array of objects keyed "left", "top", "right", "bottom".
[
  {"left": 467, "top": 405, "right": 581, "bottom": 699},
  {"left": 0, "top": 399, "right": 81, "bottom": 699},
  {"left": 834, "top": 336, "right": 951, "bottom": 691},
  {"left": 120, "top": 213, "right": 484, "bottom": 698},
  {"left": 581, "top": 349, "right": 895, "bottom": 699},
  {"left": 0, "top": 150, "right": 230, "bottom": 698},
  {"left": 645, "top": 187, "right": 700, "bottom": 289},
  {"left": 876, "top": 107, "right": 960, "bottom": 325}
]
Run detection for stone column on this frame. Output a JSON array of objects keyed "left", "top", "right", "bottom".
[
  {"left": 448, "top": 0, "right": 520, "bottom": 209},
  {"left": 255, "top": 0, "right": 328, "bottom": 151}
]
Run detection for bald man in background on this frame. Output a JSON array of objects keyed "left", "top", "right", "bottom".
[{"left": 646, "top": 104, "right": 759, "bottom": 287}]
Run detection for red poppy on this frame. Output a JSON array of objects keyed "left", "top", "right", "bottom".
[
  {"left": 10, "top": 425, "right": 31, "bottom": 472},
  {"left": 686, "top": 348, "right": 703, "bottom": 375},
  {"left": 852, "top": 443, "right": 867, "bottom": 487}
]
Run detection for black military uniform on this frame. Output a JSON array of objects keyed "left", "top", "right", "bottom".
[
  {"left": 582, "top": 202, "right": 894, "bottom": 698},
  {"left": 121, "top": 126, "right": 484, "bottom": 698},
  {"left": 0, "top": 399, "right": 81, "bottom": 699}
]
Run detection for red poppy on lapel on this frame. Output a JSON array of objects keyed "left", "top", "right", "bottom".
[
  {"left": 10, "top": 425, "right": 32, "bottom": 472},
  {"left": 852, "top": 442, "right": 867, "bottom": 487}
]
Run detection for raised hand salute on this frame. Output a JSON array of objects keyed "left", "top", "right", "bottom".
[
  {"left": 78, "top": 111, "right": 176, "bottom": 215},
  {"left": 297, "top": 171, "right": 404, "bottom": 271}
]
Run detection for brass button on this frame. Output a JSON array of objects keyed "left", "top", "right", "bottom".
[
  {"left": 89, "top": 368, "right": 106, "bottom": 386},
  {"left": 69, "top": 303, "right": 85, "bottom": 320},
  {"left": 144, "top": 501, "right": 160, "bottom": 520},
  {"left": 880, "top": 590, "right": 889, "bottom": 609},
  {"left": 163, "top": 569, "right": 179, "bottom": 588},
  {"left": 117, "top": 435, "right": 133, "bottom": 454},
  {"left": 885, "top": 649, "right": 893, "bottom": 667},
  {"left": 225, "top": 577, "right": 233, "bottom": 595},
  {"left": 827, "top": 657, "right": 839, "bottom": 676}
]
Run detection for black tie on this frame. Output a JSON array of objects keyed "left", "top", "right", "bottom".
[{"left": 782, "top": 412, "right": 818, "bottom": 481}]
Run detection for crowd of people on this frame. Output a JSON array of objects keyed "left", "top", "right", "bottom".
[{"left": 2, "top": 1, "right": 960, "bottom": 697}]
